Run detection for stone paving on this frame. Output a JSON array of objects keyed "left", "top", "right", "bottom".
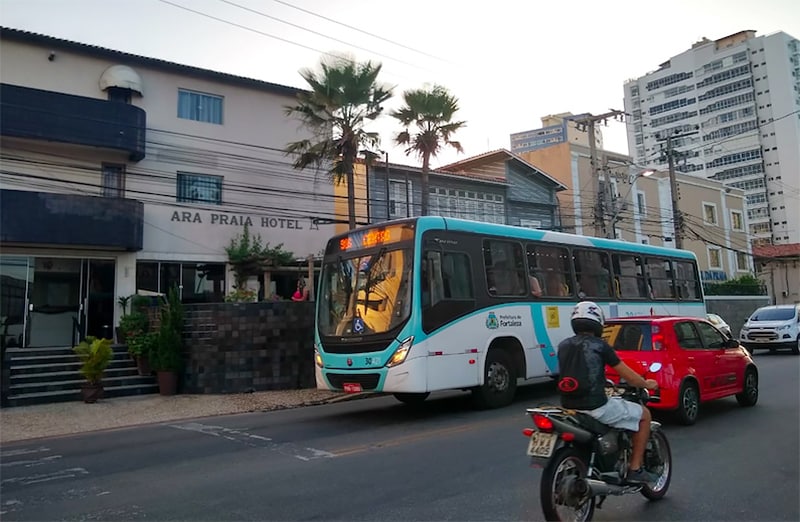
[{"left": 0, "top": 389, "right": 350, "bottom": 444}]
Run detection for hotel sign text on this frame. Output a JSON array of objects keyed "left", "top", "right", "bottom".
[{"left": 170, "top": 210, "right": 319, "bottom": 231}]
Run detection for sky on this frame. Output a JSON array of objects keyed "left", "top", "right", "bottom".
[{"left": 2, "top": 0, "right": 799, "bottom": 169}]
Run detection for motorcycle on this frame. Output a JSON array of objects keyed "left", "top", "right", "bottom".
[{"left": 523, "top": 362, "right": 672, "bottom": 522}]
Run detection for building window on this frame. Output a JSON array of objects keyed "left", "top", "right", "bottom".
[
  {"left": 429, "top": 187, "right": 504, "bottom": 224},
  {"left": 389, "top": 180, "right": 412, "bottom": 218},
  {"left": 102, "top": 163, "right": 125, "bottom": 198},
  {"left": 636, "top": 192, "right": 646, "bottom": 217},
  {"left": 708, "top": 248, "right": 722, "bottom": 269},
  {"left": 177, "top": 89, "right": 223, "bottom": 124},
  {"left": 703, "top": 203, "right": 718, "bottom": 225},
  {"left": 177, "top": 172, "right": 223, "bottom": 204},
  {"left": 731, "top": 210, "right": 744, "bottom": 231},
  {"left": 736, "top": 252, "right": 749, "bottom": 272},
  {"left": 136, "top": 261, "right": 226, "bottom": 303}
]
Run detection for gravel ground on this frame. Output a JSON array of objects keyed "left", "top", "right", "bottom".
[{"left": 0, "top": 389, "right": 351, "bottom": 444}]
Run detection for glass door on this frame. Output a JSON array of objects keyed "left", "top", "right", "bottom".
[
  {"left": 26, "top": 258, "right": 82, "bottom": 347},
  {"left": 0, "top": 256, "right": 30, "bottom": 351},
  {"left": 84, "top": 260, "right": 116, "bottom": 340}
]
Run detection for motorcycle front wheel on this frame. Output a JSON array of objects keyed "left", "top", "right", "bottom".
[
  {"left": 640, "top": 429, "right": 672, "bottom": 500},
  {"left": 540, "top": 447, "right": 595, "bottom": 522}
]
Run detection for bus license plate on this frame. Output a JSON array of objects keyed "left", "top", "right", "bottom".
[
  {"left": 527, "top": 431, "right": 557, "bottom": 458},
  {"left": 343, "top": 383, "right": 362, "bottom": 393}
]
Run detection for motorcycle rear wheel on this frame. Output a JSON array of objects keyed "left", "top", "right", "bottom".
[
  {"left": 540, "top": 447, "right": 595, "bottom": 522},
  {"left": 640, "top": 429, "right": 672, "bottom": 500}
]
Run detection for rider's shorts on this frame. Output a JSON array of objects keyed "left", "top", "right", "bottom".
[{"left": 581, "top": 397, "right": 643, "bottom": 432}]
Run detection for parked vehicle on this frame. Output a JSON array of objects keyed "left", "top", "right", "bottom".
[
  {"left": 706, "top": 313, "right": 732, "bottom": 338},
  {"left": 524, "top": 363, "right": 671, "bottom": 522},
  {"left": 739, "top": 305, "right": 800, "bottom": 355},
  {"left": 602, "top": 316, "right": 758, "bottom": 425}
]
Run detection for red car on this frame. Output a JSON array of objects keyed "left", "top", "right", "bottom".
[{"left": 602, "top": 315, "right": 758, "bottom": 425}]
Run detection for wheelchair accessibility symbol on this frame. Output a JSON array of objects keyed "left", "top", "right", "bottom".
[{"left": 353, "top": 317, "right": 365, "bottom": 334}]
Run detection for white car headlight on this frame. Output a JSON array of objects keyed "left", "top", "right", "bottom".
[{"left": 777, "top": 324, "right": 791, "bottom": 331}]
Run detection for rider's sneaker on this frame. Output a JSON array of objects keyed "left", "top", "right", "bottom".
[{"left": 626, "top": 467, "right": 659, "bottom": 484}]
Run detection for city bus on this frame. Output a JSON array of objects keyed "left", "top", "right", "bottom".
[{"left": 314, "top": 216, "right": 705, "bottom": 408}]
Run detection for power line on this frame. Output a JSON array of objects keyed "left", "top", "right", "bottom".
[
  {"left": 217, "top": 0, "right": 434, "bottom": 72},
  {"left": 270, "top": 0, "right": 452, "bottom": 64}
]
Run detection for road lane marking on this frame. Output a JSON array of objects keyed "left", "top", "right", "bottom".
[
  {"left": 0, "top": 447, "right": 51, "bottom": 458},
  {"left": 1, "top": 455, "right": 62, "bottom": 468},
  {"left": 0, "top": 467, "right": 88, "bottom": 486},
  {"left": 169, "top": 422, "right": 335, "bottom": 461}
]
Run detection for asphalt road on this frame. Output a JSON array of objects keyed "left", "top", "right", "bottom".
[{"left": 1, "top": 353, "right": 797, "bottom": 521}]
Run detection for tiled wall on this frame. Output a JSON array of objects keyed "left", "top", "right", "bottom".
[{"left": 182, "top": 302, "right": 316, "bottom": 394}]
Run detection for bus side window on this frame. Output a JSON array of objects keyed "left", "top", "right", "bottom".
[
  {"left": 526, "top": 243, "right": 571, "bottom": 297},
  {"left": 483, "top": 239, "right": 526, "bottom": 297}
]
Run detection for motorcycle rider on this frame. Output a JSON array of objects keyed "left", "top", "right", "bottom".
[{"left": 557, "top": 301, "right": 659, "bottom": 484}]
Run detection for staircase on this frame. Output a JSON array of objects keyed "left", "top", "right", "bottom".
[{"left": 2, "top": 344, "right": 158, "bottom": 407}]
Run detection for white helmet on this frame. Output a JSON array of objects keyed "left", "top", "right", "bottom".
[{"left": 571, "top": 301, "right": 605, "bottom": 336}]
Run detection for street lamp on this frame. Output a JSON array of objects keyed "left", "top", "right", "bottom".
[{"left": 610, "top": 169, "right": 654, "bottom": 239}]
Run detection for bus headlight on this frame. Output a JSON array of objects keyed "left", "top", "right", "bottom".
[
  {"left": 314, "top": 349, "right": 324, "bottom": 368},
  {"left": 386, "top": 336, "right": 414, "bottom": 368}
]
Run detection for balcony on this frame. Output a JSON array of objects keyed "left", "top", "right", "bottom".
[
  {"left": 0, "top": 83, "right": 146, "bottom": 161},
  {"left": 0, "top": 190, "right": 144, "bottom": 251}
]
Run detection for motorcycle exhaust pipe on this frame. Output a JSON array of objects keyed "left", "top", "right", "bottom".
[{"left": 583, "top": 478, "right": 629, "bottom": 497}]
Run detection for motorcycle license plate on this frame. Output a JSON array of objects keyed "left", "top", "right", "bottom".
[{"left": 527, "top": 431, "right": 558, "bottom": 458}]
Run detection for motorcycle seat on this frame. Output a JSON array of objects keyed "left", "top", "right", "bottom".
[{"left": 574, "top": 412, "right": 612, "bottom": 435}]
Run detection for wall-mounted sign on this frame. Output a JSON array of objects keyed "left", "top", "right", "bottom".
[{"left": 142, "top": 205, "right": 335, "bottom": 259}]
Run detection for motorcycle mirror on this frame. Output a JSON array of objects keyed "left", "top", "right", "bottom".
[{"left": 648, "top": 362, "right": 663, "bottom": 373}]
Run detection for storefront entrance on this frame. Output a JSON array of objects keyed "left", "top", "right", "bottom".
[{"left": 0, "top": 256, "right": 115, "bottom": 348}]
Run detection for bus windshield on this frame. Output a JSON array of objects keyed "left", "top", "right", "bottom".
[{"left": 317, "top": 247, "right": 413, "bottom": 337}]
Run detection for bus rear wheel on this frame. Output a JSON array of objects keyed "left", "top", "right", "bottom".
[
  {"left": 472, "top": 349, "right": 516, "bottom": 409},
  {"left": 393, "top": 392, "right": 429, "bottom": 405}
]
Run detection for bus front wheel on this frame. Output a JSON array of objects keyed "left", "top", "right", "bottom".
[{"left": 472, "top": 349, "right": 517, "bottom": 409}]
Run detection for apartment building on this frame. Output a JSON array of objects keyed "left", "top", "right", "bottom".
[
  {"left": 0, "top": 28, "right": 335, "bottom": 349},
  {"left": 510, "top": 113, "right": 750, "bottom": 280},
  {"left": 623, "top": 30, "right": 800, "bottom": 247}
]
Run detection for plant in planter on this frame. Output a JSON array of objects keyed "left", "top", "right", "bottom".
[
  {"left": 73, "top": 336, "right": 113, "bottom": 403},
  {"left": 126, "top": 329, "right": 157, "bottom": 376},
  {"left": 118, "top": 305, "right": 148, "bottom": 346},
  {"left": 225, "top": 223, "right": 295, "bottom": 302},
  {"left": 151, "top": 287, "right": 184, "bottom": 395}
]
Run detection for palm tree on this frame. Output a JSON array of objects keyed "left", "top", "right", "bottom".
[
  {"left": 392, "top": 85, "right": 466, "bottom": 216},
  {"left": 285, "top": 55, "right": 393, "bottom": 230}
]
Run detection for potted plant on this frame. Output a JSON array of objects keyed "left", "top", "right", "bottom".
[
  {"left": 151, "top": 287, "right": 184, "bottom": 395},
  {"left": 126, "top": 329, "right": 156, "bottom": 376},
  {"left": 73, "top": 336, "right": 113, "bottom": 403},
  {"left": 118, "top": 301, "right": 148, "bottom": 346}
]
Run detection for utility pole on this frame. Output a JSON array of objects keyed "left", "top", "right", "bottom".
[
  {"left": 657, "top": 128, "right": 698, "bottom": 250},
  {"left": 573, "top": 110, "right": 625, "bottom": 238}
]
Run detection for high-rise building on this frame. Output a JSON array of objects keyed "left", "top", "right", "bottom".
[{"left": 623, "top": 30, "right": 800, "bottom": 247}]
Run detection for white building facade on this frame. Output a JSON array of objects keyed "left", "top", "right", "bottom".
[
  {"left": 0, "top": 28, "right": 335, "bottom": 349},
  {"left": 623, "top": 30, "right": 800, "bottom": 247}
]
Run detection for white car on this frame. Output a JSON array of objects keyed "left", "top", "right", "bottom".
[
  {"left": 739, "top": 305, "right": 800, "bottom": 355},
  {"left": 706, "top": 313, "right": 732, "bottom": 338}
]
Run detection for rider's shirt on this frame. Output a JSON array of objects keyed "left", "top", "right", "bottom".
[{"left": 557, "top": 334, "right": 620, "bottom": 410}]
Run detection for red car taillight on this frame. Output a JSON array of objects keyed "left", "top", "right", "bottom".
[{"left": 652, "top": 325, "right": 664, "bottom": 351}]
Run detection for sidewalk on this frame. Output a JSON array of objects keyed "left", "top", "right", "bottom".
[{"left": 0, "top": 389, "right": 350, "bottom": 444}]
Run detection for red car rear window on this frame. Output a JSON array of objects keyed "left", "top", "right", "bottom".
[{"left": 603, "top": 322, "right": 653, "bottom": 351}]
